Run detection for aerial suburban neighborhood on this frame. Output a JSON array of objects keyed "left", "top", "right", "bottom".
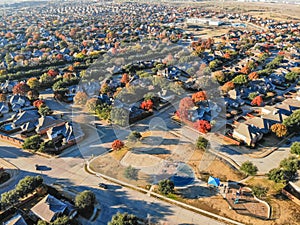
[{"left": 0, "top": 0, "right": 300, "bottom": 225}]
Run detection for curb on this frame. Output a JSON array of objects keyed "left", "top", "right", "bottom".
[
  {"left": 0, "top": 159, "right": 20, "bottom": 189},
  {"left": 86, "top": 157, "right": 245, "bottom": 225}
]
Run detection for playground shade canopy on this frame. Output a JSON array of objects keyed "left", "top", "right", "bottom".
[{"left": 208, "top": 176, "right": 220, "bottom": 187}]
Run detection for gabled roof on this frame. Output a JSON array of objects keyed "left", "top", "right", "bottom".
[
  {"left": 35, "top": 116, "right": 64, "bottom": 133},
  {"left": 245, "top": 117, "right": 269, "bottom": 133},
  {"left": 30, "top": 195, "right": 67, "bottom": 223},
  {"left": 13, "top": 110, "right": 39, "bottom": 127},
  {"left": 4, "top": 214, "right": 27, "bottom": 225},
  {"left": 262, "top": 111, "right": 288, "bottom": 124}
]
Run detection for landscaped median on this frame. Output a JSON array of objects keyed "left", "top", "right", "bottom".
[{"left": 86, "top": 158, "right": 245, "bottom": 225}]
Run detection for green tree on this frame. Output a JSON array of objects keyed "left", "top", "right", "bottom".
[
  {"left": 127, "top": 131, "right": 142, "bottom": 142},
  {"left": 75, "top": 190, "right": 96, "bottom": 211},
  {"left": 158, "top": 179, "right": 175, "bottom": 195},
  {"left": 232, "top": 75, "right": 248, "bottom": 85},
  {"left": 38, "top": 105, "right": 52, "bottom": 116},
  {"left": 124, "top": 166, "right": 139, "bottom": 180},
  {"left": 51, "top": 216, "right": 71, "bottom": 225},
  {"left": 196, "top": 136, "right": 208, "bottom": 150},
  {"left": 37, "top": 220, "right": 48, "bottom": 225},
  {"left": 267, "top": 168, "right": 285, "bottom": 183},
  {"left": 240, "top": 161, "right": 258, "bottom": 176},
  {"left": 15, "top": 176, "right": 43, "bottom": 198},
  {"left": 111, "top": 108, "right": 129, "bottom": 126},
  {"left": 251, "top": 185, "right": 268, "bottom": 198},
  {"left": 248, "top": 92, "right": 258, "bottom": 100},
  {"left": 283, "top": 110, "right": 300, "bottom": 129},
  {"left": 280, "top": 156, "right": 299, "bottom": 174},
  {"left": 95, "top": 104, "right": 112, "bottom": 121},
  {"left": 22, "top": 135, "right": 43, "bottom": 150},
  {"left": 285, "top": 71, "right": 299, "bottom": 81},
  {"left": 0, "top": 190, "right": 19, "bottom": 208},
  {"left": 108, "top": 212, "right": 139, "bottom": 225},
  {"left": 291, "top": 142, "right": 300, "bottom": 155}
]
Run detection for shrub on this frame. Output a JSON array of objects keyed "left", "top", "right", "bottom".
[
  {"left": 158, "top": 179, "right": 175, "bottom": 195},
  {"left": 196, "top": 136, "right": 208, "bottom": 150},
  {"left": 240, "top": 161, "right": 258, "bottom": 176},
  {"left": 291, "top": 142, "right": 300, "bottom": 155},
  {"left": 112, "top": 140, "right": 124, "bottom": 151}
]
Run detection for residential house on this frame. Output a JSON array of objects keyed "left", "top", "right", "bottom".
[
  {"left": 30, "top": 195, "right": 77, "bottom": 223},
  {"left": 232, "top": 123, "right": 263, "bottom": 147},
  {"left": 0, "top": 80, "right": 17, "bottom": 93},
  {"left": 245, "top": 117, "right": 270, "bottom": 134},
  {"left": 35, "top": 116, "right": 65, "bottom": 135},
  {"left": 3, "top": 214, "right": 27, "bottom": 225},
  {"left": 11, "top": 110, "right": 39, "bottom": 129},
  {"left": 0, "top": 102, "right": 9, "bottom": 114},
  {"left": 9, "top": 95, "right": 31, "bottom": 112},
  {"left": 261, "top": 109, "right": 288, "bottom": 125},
  {"left": 47, "top": 122, "right": 82, "bottom": 144}
]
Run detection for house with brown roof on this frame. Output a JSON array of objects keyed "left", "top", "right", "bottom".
[
  {"left": 35, "top": 116, "right": 65, "bottom": 135},
  {"left": 244, "top": 117, "right": 270, "bottom": 134},
  {"left": 232, "top": 123, "right": 263, "bottom": 147},
  {"left": 30, "top": 195, "right": 77, "bottom": 223}
]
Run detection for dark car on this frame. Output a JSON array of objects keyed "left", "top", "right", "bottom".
[{"left": 98, "top": 183, "right": 108, "bottom": 189}]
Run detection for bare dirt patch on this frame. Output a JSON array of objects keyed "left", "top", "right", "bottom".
[{"left": 188, "top": 150, "right": 245, "bottom": 182}]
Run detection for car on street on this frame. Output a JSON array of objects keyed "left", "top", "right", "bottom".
[{"left": 98, "top": 183, "right": 108, "bottom": 189}]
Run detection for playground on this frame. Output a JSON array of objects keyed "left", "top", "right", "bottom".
[{"left": 223, "top": 182, "right": 270, "bottom": 220}]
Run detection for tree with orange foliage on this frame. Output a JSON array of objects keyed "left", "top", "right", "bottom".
[
  {"left": 13, "top": 82, "right": 30, "bottom": 96},
  {"left": 223, "top": 53, "right": 231, "bottom": 59},
  {"left": 192, "top": 91, "right": 207, "bottom": 103},
  {"left": 0, "top": 93, "right": 6, "bottom": 102},
  {"left": 248, "top": 72, "right": 259, "bottom": 80},
  {"left": 140, "top": 100, "right": 153, "bottom": 111},
  {"left": 120, "top": 73, "right": 130, "bottom": 84},
  {"left": 63, "top": 73, "right": 73, "bottom": 80},
  {"left": 271, "top": 124, "right": 287, "bottom": 137},
  {"left": 251, "top": 96, "right": 264, "bottom": 106},
  {"left": 112, "top": 139, "right": 124, "bottom": 151},
  {"left": 221, "top": 81, "right": 235, "bottom": 93},
  {"left": 193, "top": 120, "right": 211, "bottom": 133},
  {"left": 74, "top": 92, "right": 88, "bottom": 105},
  {"left": 240, "top": 66, "right": 250, "bottom": 75}
]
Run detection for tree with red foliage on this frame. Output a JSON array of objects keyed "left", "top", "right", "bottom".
[
  {"left": 33, "top": 100, "right": 45, "bottom": 108},
  {"left": 176, "top": 97, "right": 195, "bottom": 119},
  {"left": 120, "top": 73, "right": 130, "bottom": 84},
  {"left": 251, "top": 96, "right": 264, "bottom": 106},
  {"left": 248, "top": 72, "right": 259, "bottom": 80},
  {"left": 140, "top": 99, "right": 153, "bottom": 111},
  {"left": 12, "top": 82, "right": 30, "bottom": 95},
  {"left": 47, "top": 69, "right": 59, "bottom": 77},
  {"left": 192, "top": 91, "right": 207, "bottom": 103},
  {"left": 193, "top": 120, "right": 211, "bottom": 133},
  {"left": 112, "top": 139, "right": 124, "bottom": 151}
]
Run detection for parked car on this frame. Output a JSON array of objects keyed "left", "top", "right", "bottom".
[{"left": 98, "top": 183, "right": 108, "bottom": 189}]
